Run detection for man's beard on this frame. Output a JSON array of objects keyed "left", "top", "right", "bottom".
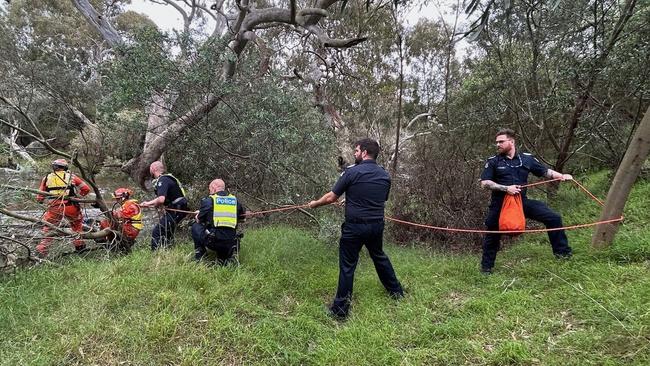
[{"left": 354, "top": 156, "right": 362, "bottom": 164}]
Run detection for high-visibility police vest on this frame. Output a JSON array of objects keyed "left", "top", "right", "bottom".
[
  {"left": 123, "top": 199, "right": 143, "bottom": 230},
  {"left": 154, "top": 174, "right": 187, "bottom": 202},
  {"left": 211, "top": 193, "right": 238, "bottom": 229},
  {"left": 44, "top": 171, "right": 74, "bottom": 198}
]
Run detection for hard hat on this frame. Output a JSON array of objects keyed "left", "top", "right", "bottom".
[
  {"left": 112, "top": 187, "right": 133, "bottom": 200},
  {"left": 52, "top": 158, "right": 69, "bottom": 169}
]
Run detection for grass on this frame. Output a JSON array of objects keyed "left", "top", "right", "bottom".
[{"left": 1, "top": 174, "right": 649, "bottom": 365}]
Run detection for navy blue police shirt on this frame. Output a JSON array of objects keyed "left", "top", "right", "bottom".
[
  {"left": 197, "top": 191, "right": 246, "bottom": 241},
  {"left": 154, "top": 175, "right": 185, "bottom": 206},
  {"left": 332, "top": 159, "right": 391, "bottom": 221},
  {"left": 480, "top": 153, "right": 548, "bottom": 200}
]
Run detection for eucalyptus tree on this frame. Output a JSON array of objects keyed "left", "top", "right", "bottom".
[
  {"left": 592, "top": 105, "right": 650, "bottom": 248},
  {"left": 71, "top": 0, "right": 378, "bottom": 188}
]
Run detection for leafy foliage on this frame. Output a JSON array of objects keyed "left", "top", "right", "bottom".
[{"left": 167, "top": 72, "right": 337, "bottom": 209}]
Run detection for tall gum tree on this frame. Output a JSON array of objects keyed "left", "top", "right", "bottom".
[{"left": 71, "top": 0, "right": 370, "bottom": 187}]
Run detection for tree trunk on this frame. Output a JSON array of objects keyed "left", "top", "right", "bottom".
[
  {"left": 71, "top": 0, "right": 123, "bottom": 48},
  {"left": 391, "top": 36, "right": 404, "bottom": 175},
  {"left": 123, "top": 93, "right": 222, "bottom": 186},
  {"left": 2, "top": 128, "right": 36, "bottom": 165},
  {"left": 592, "top": 105, "right": 650, "bottom": 248}
]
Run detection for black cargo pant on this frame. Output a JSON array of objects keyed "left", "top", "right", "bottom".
[
  {"left": 191, "top": 223, "right": 239, "bottom": 265},
  {"left": 331, "top": 220, "right": 404, "bottom": 317},
  {"left": 151, "top": 201, "right": 188, "bottom": 250},
  {"left": 481, "top": 197, "right": 572, "bottom": 270}
]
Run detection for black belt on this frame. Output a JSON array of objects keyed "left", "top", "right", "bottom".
[{"left": 345, "top": 217, "right": 384, "bottom": 224}]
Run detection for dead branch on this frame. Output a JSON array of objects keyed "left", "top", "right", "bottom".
[
  {"left": 0, "top": 234, "right": 62, "bottom": 267},
  {"left": 405, "top": 111, "right": 436, "bottom": 130},
  {"left": 0, "top": 207, "right": 112, "bottom": 240},
  {"left": 0, "top": 184, "right": 99, "bottom": 204}
]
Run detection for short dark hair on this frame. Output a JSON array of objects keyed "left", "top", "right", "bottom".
[
  {"left": 496, "top": 128, "right": 516, "bottom": 139},
  {"left": 354, "top": 138, "right": 380, "bottom": 159}
]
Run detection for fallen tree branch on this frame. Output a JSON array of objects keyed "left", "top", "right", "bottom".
[
  {"left": 1, "top": 184, "right": 99, "bottom": 204},
  {"left": 0, "top": 234, "right": 35, "bottom": 261},
  {"left": 0, "top": 207, "right": 111, "bottom": 240},
  {"left": 0, "top": 234, "right": 61, "bottom": 267}
]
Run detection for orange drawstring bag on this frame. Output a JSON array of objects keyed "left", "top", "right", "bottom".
[{"left": 499, "top": 194, "right": 525, "bottom": 234}]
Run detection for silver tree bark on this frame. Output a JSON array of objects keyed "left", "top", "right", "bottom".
[{"left": 592, "top": 105, "right": 650, "bottom": 248}]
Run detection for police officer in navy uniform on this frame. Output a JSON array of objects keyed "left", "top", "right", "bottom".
[
  {"left": 308, "top": 138, "right": 404, "bottom": 320},
  {"left": 191, "top": 178, "right": 247, "bottom": 265},
  {"left": 141, "top": 161, "right": 189, "bottom": 250},
  {"left": 479, "top": 128, "right": 573, "bottom": 274}
]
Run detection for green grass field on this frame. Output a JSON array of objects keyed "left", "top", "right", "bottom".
[{"left": 1, "top": 174, "right": 649, "bottom": 365}]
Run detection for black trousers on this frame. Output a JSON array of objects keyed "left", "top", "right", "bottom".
[
  {"left": 481, "top": 197, "right": 572, "bottom": 270},
  {"left": 331, "top": 221, "right": 403, "bottom": 317},
  {"left": 151, "top": 205, "right": 187, "bottom": 250},
  {"left": 191, "top": 223, "right": 239, "bottom": 265}
]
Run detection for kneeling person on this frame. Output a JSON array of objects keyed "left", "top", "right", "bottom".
[
  {"left": 99, "top": 188, "right": 143, "bottom": 252},
  {"left": 191, "top": 179, "right": 247, "bottom": 265}
]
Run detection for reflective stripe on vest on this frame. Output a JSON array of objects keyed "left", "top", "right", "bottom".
[
  {"left": 163, "top": 174, "right": 186, "bottom": 197},
  {"left": 44, "top": 172, "right": 73, "bottom": 198},
  {"left": 123, "top": 199, "right": 143, "bottom": 230},
  {"left": 211, "top": 194, "right": 237, "bottom": 229}
]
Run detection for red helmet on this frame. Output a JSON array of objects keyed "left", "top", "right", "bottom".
[
  {"left": 51, "top": 158, "right": 69, "bottom": 170},
  {"left": 112, "top": 188, "right": 133, "bottom": 200}
]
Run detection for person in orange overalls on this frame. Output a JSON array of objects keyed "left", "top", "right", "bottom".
[
  {"left": 98, "top": 188, "right": 143, "bottom": 252},
  {"left": 36, "top": 159, "right": 90, "bottom": 256}
]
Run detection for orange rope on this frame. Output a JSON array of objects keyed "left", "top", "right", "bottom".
[
  {"left": 570, "top": 179, "right": 605, "bottom": 206},
  {"left": 385, "top": 216, "right": 624, "bottom": 234},
  {"left": 160, "top": 204, "right": 309, "bottom": 216},
  {"left": 160, "top": 207, "right": 198, "bottom": 214},
  {"left": 519, "top": 177, "right": 563, "bottom": 188},
  {"left": 244, "top": 204, "right": 309, "bottom": 216},
  {"left": 152, "top": 178, "right": 620, "bottom": 234},
  {"left": 385, "top": 178, "right": 622, "bottom": 234}
]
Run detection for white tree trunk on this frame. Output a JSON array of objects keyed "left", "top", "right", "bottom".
[{"left": 2, "top": 128, "right": 36, "bottom": 165}]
